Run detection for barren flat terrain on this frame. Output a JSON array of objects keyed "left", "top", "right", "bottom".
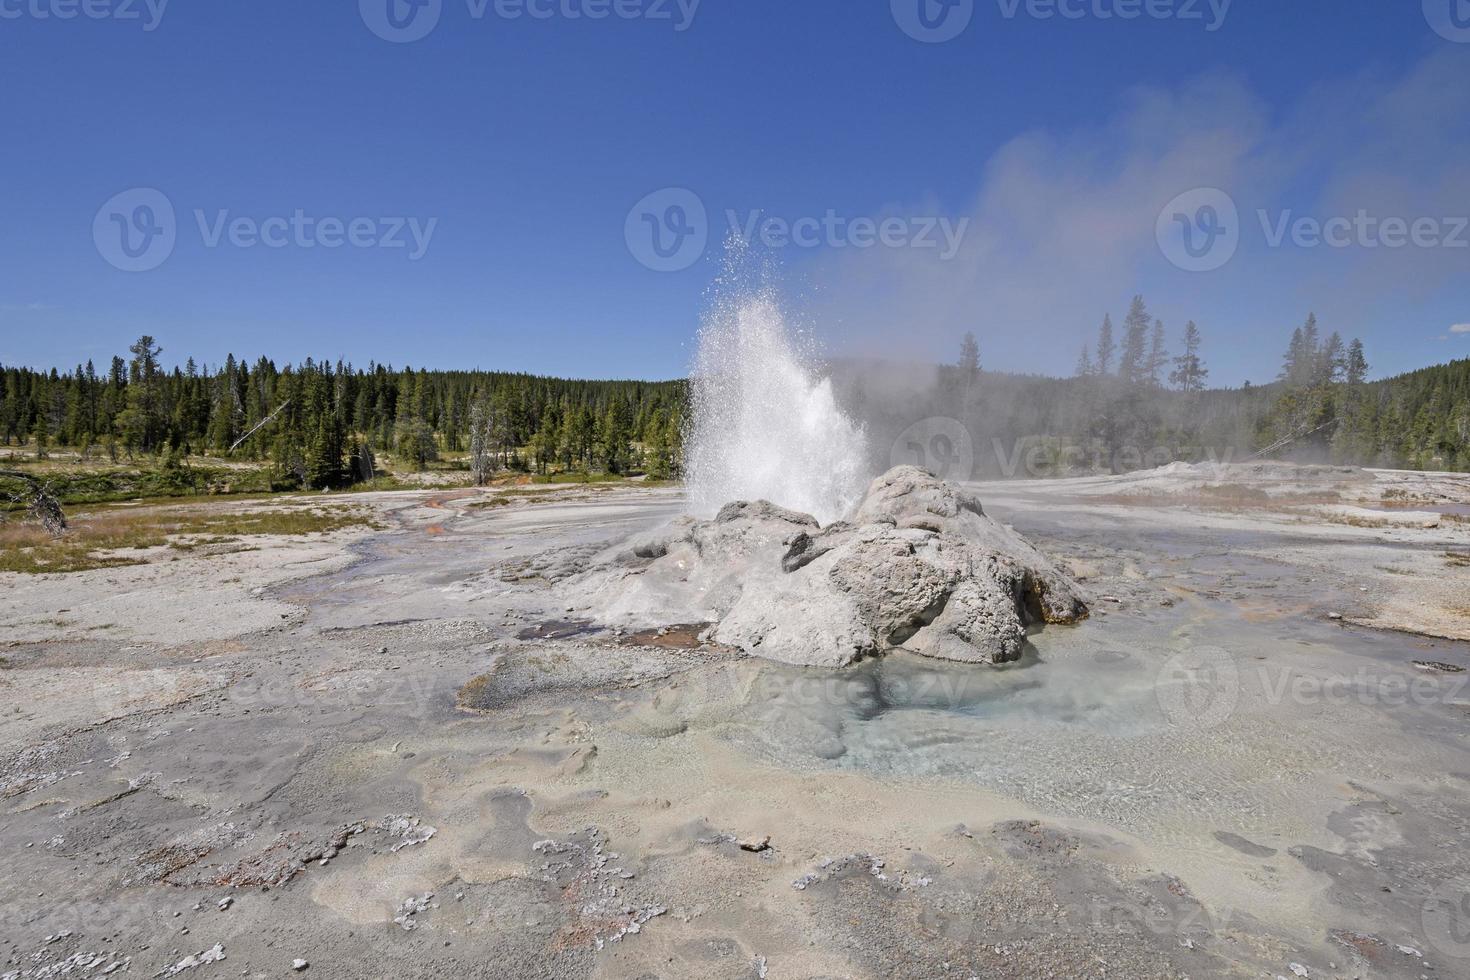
[{"left": 4, "top": 466, "right": 1470, "bottom": 979}]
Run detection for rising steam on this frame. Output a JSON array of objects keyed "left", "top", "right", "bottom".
[{"left": 684, "top": 280, "right": 869, "bottom": 525}]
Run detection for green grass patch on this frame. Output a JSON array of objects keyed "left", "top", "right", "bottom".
[
  {"left": 530, "top": 471, "right": 631, "bottom": 485},
  {"left": 0, "top": 463, "right": 278, "bottom": 508},
  {"left": 1199, "top": 483, "right": 1272, "bottom": 502},
  {"left": 339, "top": 475, "right": 418, "bottom": 493},
  {"left": 0, "top": 504, "right": 382, "bottom": 575}
]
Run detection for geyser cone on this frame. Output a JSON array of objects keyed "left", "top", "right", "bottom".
[
  {"left": 575, "top": 466, "right": 1089, "bottom": 669},
  {"left": 685, "top": 290, "right": 869, "bottom": 525}
]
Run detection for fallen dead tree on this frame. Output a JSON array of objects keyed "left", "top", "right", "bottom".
[{"left": 0, "top": 470, "right": 68, "bottom": 537}]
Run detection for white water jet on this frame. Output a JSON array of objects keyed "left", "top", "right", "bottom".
[{"left": 685, "top": 288, "right": 870, "bottom": 525}]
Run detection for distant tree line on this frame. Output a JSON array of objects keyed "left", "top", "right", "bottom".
[
  {"left": 839, "top": 298, "right": 1469, "bottom": 476},
  {"left": 1069, "top": 299, "right": 1468, "bottom": 470},
  {"left": 1254, "top": 313, "right": 1470, "bottom": 470},
  {"left": 0, "top": 336, "right": 688, "bottom": 489},
  {"left": 6, "top": 317, "right": 1467, "bottom": 492}
]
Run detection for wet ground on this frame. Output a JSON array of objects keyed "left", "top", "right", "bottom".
[{"left": 4, "top": 474, "right": 1470, "bottom": 979}]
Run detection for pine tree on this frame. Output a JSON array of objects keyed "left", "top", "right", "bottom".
[
  {"left": 1318, "top": 332, "right": 1345, "bottom": 386},
  {"left": 532, "top": 405, "right": 558, "bottom": 475},
  {"left": 1301, "top": 313, "right": 1320, "bottom": 361},
  {"left": 1118, "top": 296, "right": 1150, "bottom": 386},
  {"left": 601, "top": 402, "right": 630, "bottom": 474},
  {"left": 949, "top": 331, "right": 981, "bottom": 415},
  {"left": 1146, "top": 319, "right": 1168, "bottom": 388},
  {"left": 1095, "top": 315, "right": 1116, "bottom": 376},
  {"left": 348, "top": 436, "right": 376, "bottom": 482},
  {"left": 1345, "top": 339, "right": 1368, "bottom": 386},
  {"left": 1281, "top": 326, "right": 1306, "bottom": 387},
  {"left": 127, "top": 335, "right": 164, "bottom": 452},
  {"left": 33, "top": 408, "right": 50, "bottom": 459},
  {"left": 394, "top": 415, "right": 437, "bottom": 471},
  {"left": 958, "top": 333, "right": 981, "bottom": 382},
  {"left": 1281, "top": 314, "right": 1322, "bottom": 388},
  {"left": 305, "top": 413, "right": 344, "bottom": 489},
  {"left": 1075, "top": 344, "right": 1094, "bottom": 378},
  {"left": 1169, "top": 321, "right": 1208, "bottom": 393},
  {"left": 572, "top": 406, "right": 596, "bottom": 468}
]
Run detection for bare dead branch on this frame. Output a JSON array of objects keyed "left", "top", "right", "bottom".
[
  {"left": 229, "top": 399, "right": 292, "bottom": 454},
  {"left": 0, "top": 470, "right": 69, "bottom": 537}
]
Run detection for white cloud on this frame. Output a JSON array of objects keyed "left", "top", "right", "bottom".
[
  {"left": 802, "top": 48, "right": 1470, "bottom": 378},
  {"left": 1451, "top": 323, "right": 1470, "bottom": 334},
  {"left": 808, "top": 74, "right": 1268, "bottom": 365}
]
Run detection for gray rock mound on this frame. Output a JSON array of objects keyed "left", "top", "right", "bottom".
[{"left": 576, "top": 466, "right": 1088, "bottom": 668}]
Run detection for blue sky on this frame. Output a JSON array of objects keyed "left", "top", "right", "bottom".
[{"left": 2, "top": 0, "right": 1468, "bottom": 385}]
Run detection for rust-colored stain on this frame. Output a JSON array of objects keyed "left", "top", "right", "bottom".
[
  {"left": 619, "top": 623, "right": 716, "bottom": 650},
  {"left": 426, "top": 524, "right": 446, "bottom": 535},
  {"left": 425, "top": 490, "right": 478, "bottom": 510},
  {"left": 1234, "top": 598, "right": 1315, "bottom": 623}
]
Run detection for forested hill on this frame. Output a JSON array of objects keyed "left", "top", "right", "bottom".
[
  {"left": 0, "top": 338, "right": 688, "bottom": 488},
  {"left": 834, "top": 310, "right": 1470, "bottom": 476},
  {"left": 3, "top": 322, "right": 1468, "bottom": 492}
]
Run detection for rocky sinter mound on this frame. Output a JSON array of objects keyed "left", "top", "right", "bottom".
[{"left": 576, "top": 466, "right": 1088, "bottom": 668}]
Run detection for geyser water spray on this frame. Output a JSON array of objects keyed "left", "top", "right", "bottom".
[{"left": 684, "top": 281, "right": 869, "bottom": 525}]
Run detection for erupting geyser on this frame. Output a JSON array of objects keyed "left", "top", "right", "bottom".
[
  {"left": 573, "top": 264, "right": 1089, "bottom": 669},
  {"left": 684, "top": 288, "right": 869, "bottom": 525}
]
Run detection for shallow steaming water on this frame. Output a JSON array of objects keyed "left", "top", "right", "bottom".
[{"left": 684, "top": 291, "right": 869, "bottom": 524}]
